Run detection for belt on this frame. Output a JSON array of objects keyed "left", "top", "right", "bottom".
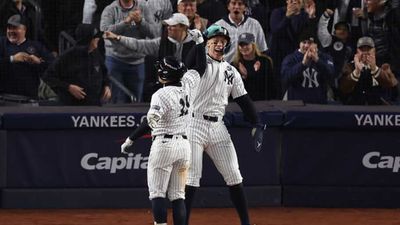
[
  {"left": 152, "top": 134, "right": 187, "bottom": 141},
  {"left": 192, "top": 113, "right": 218, "bottom": 122}
]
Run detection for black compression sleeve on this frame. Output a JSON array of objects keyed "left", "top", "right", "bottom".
[
  {"left": 186, "top": 42, "right": 206, "bottom": 77},
  {"left": 234, "top": 94, "right": 259, "bottom": 125},
  {"left": 128, "top": 118, "right": 151, "bottom": 141}
]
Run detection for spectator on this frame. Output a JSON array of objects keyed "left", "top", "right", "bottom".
[
  {"left": 362, "top": 0, "right": 400, "bottom": 77},
  {"left": 246, "top": 0, "right": 271, "bottom": 36},
  {"left": 318, "top": 8, "right": 353, "bottom": 98},
  {"left": 232, "top": 32, "right": 275, "bottom": 100},
  {"left": 214, "top": 0, "right": 268, "bottom": 63},
  {"left": 142, "top": 0, "right": 173, "bottom": 37},
  {"left": 100, "top": 0, "right": 154, "bottom": 103},
  {"left": 83, "top": 0, "right": 114, "bottom": 27},
  {"left": 104, "top": 13, "right": 206, "bottom": 101},
  {"left": 177, "top": 0, "right": 209, "bottom": 32},
  {"left": 41, "top": 0, "right": 85, "bottom": 52},
  {"left": 268, "top": 0, "right": 317, "bottom": 98},
  {"left": 0, "top": 0, "right": 50, "bottom": 50},
  {"left": 43, "top": 24, "right": 111, "bottom": 106},
  {"left": 339, "top": 36, "right": 398, "bottom": 105},
  {"left": 281, "top": 32, "right": 335, "bottom": 104},
  {"left": 0, "top": 14, "right": 54, "bottom": 99},
  {"left": 196, "top": 0, "right": 228, "bottom": 24},
  {"left": 104, "top": 13, "right": 205, "bottom": 70}
]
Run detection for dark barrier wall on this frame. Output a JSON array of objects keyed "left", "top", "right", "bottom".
[
  {"left": 0, "top": 131, "right": 6, "bottom": 188},
  {"left": 0, "top": 104, "right": 282, "bottom": 189},
  {"left": 3, "top": 103, "right": 400, "bottom": 208},
  {"left": 281, "top": 105, "right": 400, "bottom": 207},
  {"left": 6, "top": 128, "right": 280, "bottom": 188}
]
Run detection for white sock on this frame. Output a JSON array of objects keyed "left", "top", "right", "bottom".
[{"left": 154, "top": 222, "right": 167, "bottom": 225}]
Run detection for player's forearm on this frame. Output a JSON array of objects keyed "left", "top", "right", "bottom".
[
  {"left": 128, "top": 118, "right": 151, "bottom": 141},
  {"left": 234, "top": 94, "right": 259, "bottom": 125}
]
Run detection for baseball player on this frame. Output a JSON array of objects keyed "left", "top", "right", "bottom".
[
  {"left": 120, "top": 56, "right": 203, "bottom": 225},
  {"left": 184, "top": 25, "right": 265, "bottom": 225}
]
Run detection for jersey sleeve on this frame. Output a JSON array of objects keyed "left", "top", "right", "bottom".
[
  {"left": 147, "top": 90, "right": 168, "bottom": 120},
  {"left": 181, "top": 69, "right": 200, "bottom": 89},
  {"left": 230, "top": 65, "right": 248, "bottom": 99}
]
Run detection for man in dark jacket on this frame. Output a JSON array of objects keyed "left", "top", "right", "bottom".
[
  {"left": 43, "top": 24, "right": 111, "bottom": 106},
  {"left": 281, "top": 32, "right": 335, "bottom": 104},
  {"left": 268, "top": 0, "right": 317, "bottom": 98},
  {"left": 339, "top": 36, "right": 398, "bottom": 105},
  {"left": 0, "top": 14, "right": 54, "bottom": 99}
]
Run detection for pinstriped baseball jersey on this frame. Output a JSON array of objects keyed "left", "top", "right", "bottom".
[
  {"left": 147, "top": 69, "right": 200, "bottom": 200},
  {"left": 186, "top": 55, "right": 248, "bottom": 187},
  {"left": 190, "top": 55, "right": 247, "bottom": 117},
  {"left": 148, "top": 69, "right": 200, "bottom": 137}
]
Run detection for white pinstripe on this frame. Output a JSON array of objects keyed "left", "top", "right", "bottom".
[
  {"left": 147, "top": 69, "right": 200, "bottom": 200},
  {"left": 186, "top": 56, "right": 247, "bottom": 187}
]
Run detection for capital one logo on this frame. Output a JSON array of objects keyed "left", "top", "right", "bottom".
[
  {"left": 362, "top": 151, "right": 400, "bottom": 173},
  {"left": 302, "top": 68, "right": 319, "bottom": 88},
  {"left": 81, "top": 153, "right": 148, "bottom": 174}
]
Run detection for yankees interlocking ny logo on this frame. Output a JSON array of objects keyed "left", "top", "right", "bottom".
[
  {"left": 179, "top": 95, "right": 190, "bottom": 117},
  {"left": 224, "top": 66, "right": 234, "bottom": 85},
  {"left": 302, "top": 67, "right": 319, "bottom": 88}
]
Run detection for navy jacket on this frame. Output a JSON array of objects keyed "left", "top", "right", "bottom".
[
  {"left": 281, "top": 50, "right": 335, "bottom": 104},
  {"left": 0, "top": 37, "right": 53, "bottom": 99}
]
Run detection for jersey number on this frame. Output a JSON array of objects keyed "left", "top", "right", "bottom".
[{"left": 179, "top": 95, "right": 190, "bottom": 117}]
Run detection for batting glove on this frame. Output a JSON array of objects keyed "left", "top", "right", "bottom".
[
  {"left": 121, "top": 137, "right": 134, "bottom": 154},
  {"left": 251, "top": 123, "right": 266, "bottom": 152},
  {"left": 188, "top": 29, "right": 204, "bottom": 45}
]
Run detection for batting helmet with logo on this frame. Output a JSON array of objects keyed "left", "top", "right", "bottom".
[{"left": 156, "top": 56, "right": 187, "bottom": 82}]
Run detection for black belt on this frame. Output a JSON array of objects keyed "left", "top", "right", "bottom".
[
  {"left": 192, "top": 113, "right": 218, "bottom": 122},
  {"left": 153, "top": 135, "right": 187, "bottom": 141}
]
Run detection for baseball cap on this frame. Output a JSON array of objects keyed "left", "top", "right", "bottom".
[
  {"left": 298, "top": 30, "right": 316, "bottom": 43},
  {"left": 163, "top": 13, "right": 190, "bottom": 27},
  {"left": 238, "top": 33, "right": 255, "bottom": 45},
  {"left": 334, "top": 21, "right": 350, "bottom": 32},
  {"left": 177, "top": 0, "right": 195, "bottom": 5},
  {"left": 75, "top": 24, "right": 103, "bottom": 45},
  {"left": 7, "top": 14, "right": 27, "bottom": 27},
  {"left": 357, "top": 36, "right": 375, "bottom": 48}
]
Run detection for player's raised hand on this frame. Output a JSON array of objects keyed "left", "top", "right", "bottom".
[
  {"left": 188, "top": 29, "right": 204, "bottom": 45},
  {"left": 121, "top": 137, "right": 134, "bottom": 154}
]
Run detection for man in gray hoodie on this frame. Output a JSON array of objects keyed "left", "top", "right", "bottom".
[{"left": 100, "top": 0, "right": 154, "bottom": 103}]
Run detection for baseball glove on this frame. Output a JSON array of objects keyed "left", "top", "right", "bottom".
[{"left": 251, "top": 123, "right": 266, "bottom": 152}]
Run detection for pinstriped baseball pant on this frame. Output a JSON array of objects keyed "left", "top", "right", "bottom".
[
  {"left": 186, "top": 117, "right": 243, "bottom": 187},
  {"left": 148, "top": 136, "right": 191, "bottom": 201}
]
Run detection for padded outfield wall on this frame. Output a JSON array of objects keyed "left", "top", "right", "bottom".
[{"left": 1, "top": 102, "right": 400, "bottom": 208}]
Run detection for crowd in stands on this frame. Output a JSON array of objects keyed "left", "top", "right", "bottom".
[{"left": 0, "top": 0, "right": 399, "bottom": 106}]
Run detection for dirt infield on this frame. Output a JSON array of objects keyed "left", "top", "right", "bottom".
[{"left": 0, "top": 207, "right": 400, "bottom": 225}]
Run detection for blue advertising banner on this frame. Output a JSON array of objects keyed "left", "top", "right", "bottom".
[
  {"left": 6, "top": 127, "right": 280, "bottom": 188},
  {"left": 284, "top": 106, "right": 400, "bottom": 129},
  {"left": 281, "top": 129, "right": 400, "bottom": 186},
  {"left": 2, "top": 113, "right": 146, "bottom": 130}
]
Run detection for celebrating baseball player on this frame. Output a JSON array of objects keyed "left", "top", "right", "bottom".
[
  {"left": 120, "top": 56, "right": 202, "bottom": 225},
  {"left": 184, "top": 25, "right": 265, "bottom": 225}
]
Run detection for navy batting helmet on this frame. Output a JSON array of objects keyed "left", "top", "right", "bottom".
[{"left": 156, "top": 56, "right": 187, "bottom": 82}]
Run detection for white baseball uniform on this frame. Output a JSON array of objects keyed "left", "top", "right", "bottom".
[
  {"left": 147, "top": 69, "right": 200, "bottom": 201},
  {"left": 186, "top": 55, "right": 247, "bottom": 187}
]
